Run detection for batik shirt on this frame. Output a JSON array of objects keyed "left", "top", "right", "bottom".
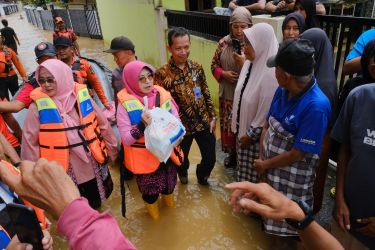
[{"left": 154, "top": 58, "right": 216, "bottom": 134}]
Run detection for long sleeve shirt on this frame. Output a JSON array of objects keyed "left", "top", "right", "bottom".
[
  {"left": 154, "top": 58, "right": 216, "bottom": 135},
  {"left": 0, "top": 46, "right": 26, "bottom": 78},
  {"left": 57, "top": 197, "right": 136, "bottom": 250}
]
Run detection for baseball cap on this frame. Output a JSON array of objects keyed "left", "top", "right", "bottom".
[
  {"left": 34, "top": 42, "right": 56, "bottom": 58},
  {"left": 55, "top": 17, "right": 64, "bottom": 23},
  {"left": 104, "top": 36, "right": 135, "bottom": 53},
  {"left": 53, "top": 36, "right": 72, "bottom": 47},
  {"left": 267, "top": 38, "right": 315, "bottom": 76}
]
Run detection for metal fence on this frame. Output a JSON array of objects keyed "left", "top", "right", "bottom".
[
  {"left": 165, "top": 10, "right": 375, "bottom": 93},
  {"left": 317, "top": 15, "right": 375, "bottom": 92},
  {"left": 165, "top": 10, "right": 229, "bottom": 41},
  {"left": 3, "top": 4, "right": 18, "bottom": 15},
  {"left": 24, "top": 6, "right": 102, "bottom": 39}
]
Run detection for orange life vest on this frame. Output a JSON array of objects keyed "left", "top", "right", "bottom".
[
  {"left": 0, "top": 47, "right": 14, "bottom": 77},
  {"left": 0, "top": 160, "right": 47, "bottom": 229},
  {"left": 117, "top": 85, "right": 183, "bottom": 174},
  {"left": 30, "top": 83, "right": 108, "bottom": 172}
]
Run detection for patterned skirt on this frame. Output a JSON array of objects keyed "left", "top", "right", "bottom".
[
  {"left": 263, "top": 116, "right": 319, "bottom": 236},
  {"left": 219, "top": 97, "right": 236, "bottom": 153},
  {"left": 235, "top": 137, "right": 260, "bottom": 182},
  {"left": 136, "top": 161, "right": 178, "bottom": 196}
]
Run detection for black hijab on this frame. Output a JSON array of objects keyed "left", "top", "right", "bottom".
[
  {"left": 300, "top": 28, "right": 337, "bottom": 116},
  {"left": 294, "top": 0, "right": 319, "bottom": 29},
  {"left": 361, "top": 39, "right": 375, "bottom": 81},
  {"left": 282, "top": 12, "right": 306, "bottom": 34}
]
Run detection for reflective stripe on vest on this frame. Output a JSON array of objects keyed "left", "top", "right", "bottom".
[
  {"left": 30, "top": 84, "right": 108, "bottom": 172},
  {"left": 117, "top": 85, "right": 183, "bottom": 174}
]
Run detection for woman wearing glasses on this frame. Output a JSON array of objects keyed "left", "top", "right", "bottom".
[
  {"left": 116, "top": 60, "right": 182, "bottom": 220},
  {"left": 21, "top": 59, "right": 117, "bottom": 209}
]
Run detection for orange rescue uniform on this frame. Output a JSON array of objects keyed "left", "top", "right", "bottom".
[{"left": 70, "top": 57, "right": 109, "bottom": 106}]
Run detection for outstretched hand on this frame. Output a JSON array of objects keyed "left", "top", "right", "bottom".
[
  {"left": 225, "top": 182, "right": 304, "bottom": 221},
  {"left": 0, "top": 159, "right": 80, "bottom": 219}
]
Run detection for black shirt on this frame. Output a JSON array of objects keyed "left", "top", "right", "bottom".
[{"left": 0, "top": 27, "right": 16, "bottom": 46}]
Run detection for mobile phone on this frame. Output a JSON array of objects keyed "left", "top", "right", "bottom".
[
  {"left": 6, "top": 203, "right": 44, "bottom": 250},
  {"left": 232, "top": 38, "right": 242, "bottom": 55}
]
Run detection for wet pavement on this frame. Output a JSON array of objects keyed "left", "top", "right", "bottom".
[{"left": 5, "top": 11, "right": 335, "bottom": 250}]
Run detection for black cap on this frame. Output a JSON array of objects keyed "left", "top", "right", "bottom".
[
  {"left": 53, "top": 36, "right": 72, "bottom": 47},
  {"left": 103, "top": 36, "right": 135, "bottom": 53},
  {"left": 34, "top": 42, "right": 56, "bottom": 58},
  {"left": 267, "top": 39, "right": 315, "bottom": 76}
]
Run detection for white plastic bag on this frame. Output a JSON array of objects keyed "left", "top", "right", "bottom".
[{"left": 144, "top": 107, "right": 185, "bottom": 162}]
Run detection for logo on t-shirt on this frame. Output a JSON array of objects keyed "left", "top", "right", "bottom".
[
  {"left": 284, "top": 115, "right": 295, "bottom": 126},
  {"left": 363, "top": 129, "right": 375, "bottom": 146}
]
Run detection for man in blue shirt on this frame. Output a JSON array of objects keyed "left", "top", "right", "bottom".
[
  {"left": 343, "top": 29, "right": 375, "bottom": 75},
  {"left": 254, "top": 39, "right": 331, "bottom": 237}
]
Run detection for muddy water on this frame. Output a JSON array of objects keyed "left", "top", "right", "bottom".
[{"left": 7, "top": 12, "right": 277, "bottom": 250}]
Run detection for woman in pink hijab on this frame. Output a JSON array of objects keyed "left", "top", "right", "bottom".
[
  {"left": 116, "top": 60, "right": 180, "bottom": 220},
  {"left": 21, "top": 59, "right": 117, "bottom": 209}
]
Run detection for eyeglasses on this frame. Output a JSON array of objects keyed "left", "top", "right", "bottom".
[
  {"left": 138, "top": 73, "right": 153, "bottom": 84},
  {"left": 38, "top": 78, "right": 56, "bottom": 84}
]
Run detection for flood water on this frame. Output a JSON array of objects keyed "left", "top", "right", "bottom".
[{"left": 6, "top": 12, "right": 280, "bottom": 250}]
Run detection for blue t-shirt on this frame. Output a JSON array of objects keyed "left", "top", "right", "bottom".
[
  {"left": 267, "top": 81, "right": 331, "bottom": 154},
  {"left": 346, "top": 29, "right": 375, "bottom": 61}
]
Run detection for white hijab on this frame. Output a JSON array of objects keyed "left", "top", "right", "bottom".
[{"left": 231, "top": 23, "right": 279, "bottom": 138}]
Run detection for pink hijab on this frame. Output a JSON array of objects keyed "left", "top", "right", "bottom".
[
  {"left": 122, "top": 60, "right": 157, "bottom": 108},
  {"left": 35, "top": 59, "right": 90, "bottom": 164}
]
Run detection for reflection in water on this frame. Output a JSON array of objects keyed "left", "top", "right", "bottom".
[{"left": 9, "top": 11, "right": 278, "bottom": 250}]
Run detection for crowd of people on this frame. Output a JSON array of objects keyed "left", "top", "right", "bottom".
[{"left": 0, "top": 5, "right": 374, "bottom": 249}]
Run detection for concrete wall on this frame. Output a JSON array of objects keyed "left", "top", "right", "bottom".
[
  {"left": 96, "top": 0, "right": 220, "bottom": 106},
  {"left": 162, "top": 0, "right": 185, "bottom": 10},
  {"left": 95, "top": 0, "right": 163, "bottom": 66}
]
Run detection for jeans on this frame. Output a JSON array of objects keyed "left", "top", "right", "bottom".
[{"left": 178, "top": 128, "right": 216, "bottom": 179}]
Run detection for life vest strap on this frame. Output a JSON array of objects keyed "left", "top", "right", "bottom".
[
  {"left": 40, "top": 137, "right": 96, "bottom": 149},
  {"left": 40, "top": 122, "right": 92, "bottom": 132}
]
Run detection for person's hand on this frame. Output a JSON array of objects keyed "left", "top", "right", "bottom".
[
  {"left": 0, "top": 159, "right": 80, "bottom": 219},
  {"left": 254, "top": 158, "right": 268, "bottom": 174},
  {"left": 233, "top": 52, "right": 246, "bottom": 67},
  {"left": 239, "top": 135, "right": 251, "bottom": 149},
  {"left": 141, "top": 111, "right": 152, "bottom": 126},
  {"left": 41, "top": 229, "right": 53, "bottom": 250},
  {"left": 22, "top": 76, "right": 28, "bottom": 82},
  {"left": 277, "top": 0, "right": 286, "bottom": 9},
  {"left": 226, "top": 182, "right": 305, "bottom": 221},
  {"left": 209, "top": 118, "right": 216, "bottom": 135},
  {"left": 221, "top": 71, "right": 239, "bottom": 84},
  {"left": 103, "top": 102, "right": 111, "bottom": 110},
  {"left": 5, "top": 230, "right": 52, "bottom": 250},
  {"left": 357, "top": 217, "right": 375, "bottom": 237},
  {"left": 334, "top": 198, "right": 351, "bottom": 231}
]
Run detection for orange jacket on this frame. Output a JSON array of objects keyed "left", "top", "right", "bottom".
[
  {"left": 70, "top": 58, "right": 109, "bottom": 106},
  {"left": 0, "top": 160, "right": 47, "bottom": 229},
  {"left": 0, "top": 46, "right": 26, "bottom": 78},
  {"left": 117, "top": 85, "right": 183, "bottom": 174},
  {"left": 53, "top": 29, "right": 77, "bottom": 42},
  {"left": 30, "top": 83, "right": 109, "bottom": 172},
  {"left": 0, "top": 113, "right": 19, "bottom": 148}
]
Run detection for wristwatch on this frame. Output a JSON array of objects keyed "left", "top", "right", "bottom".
[{"left": 285, "top": 199, "right": 314, "bottom": 230}]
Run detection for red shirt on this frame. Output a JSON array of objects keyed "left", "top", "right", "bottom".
[{"left": 15, "top": 83, "right": 35, "bottom": 108}]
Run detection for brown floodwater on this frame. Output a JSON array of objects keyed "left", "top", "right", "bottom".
[{"left": 5, "top": 11, "right": 283, "bottom": 250}]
